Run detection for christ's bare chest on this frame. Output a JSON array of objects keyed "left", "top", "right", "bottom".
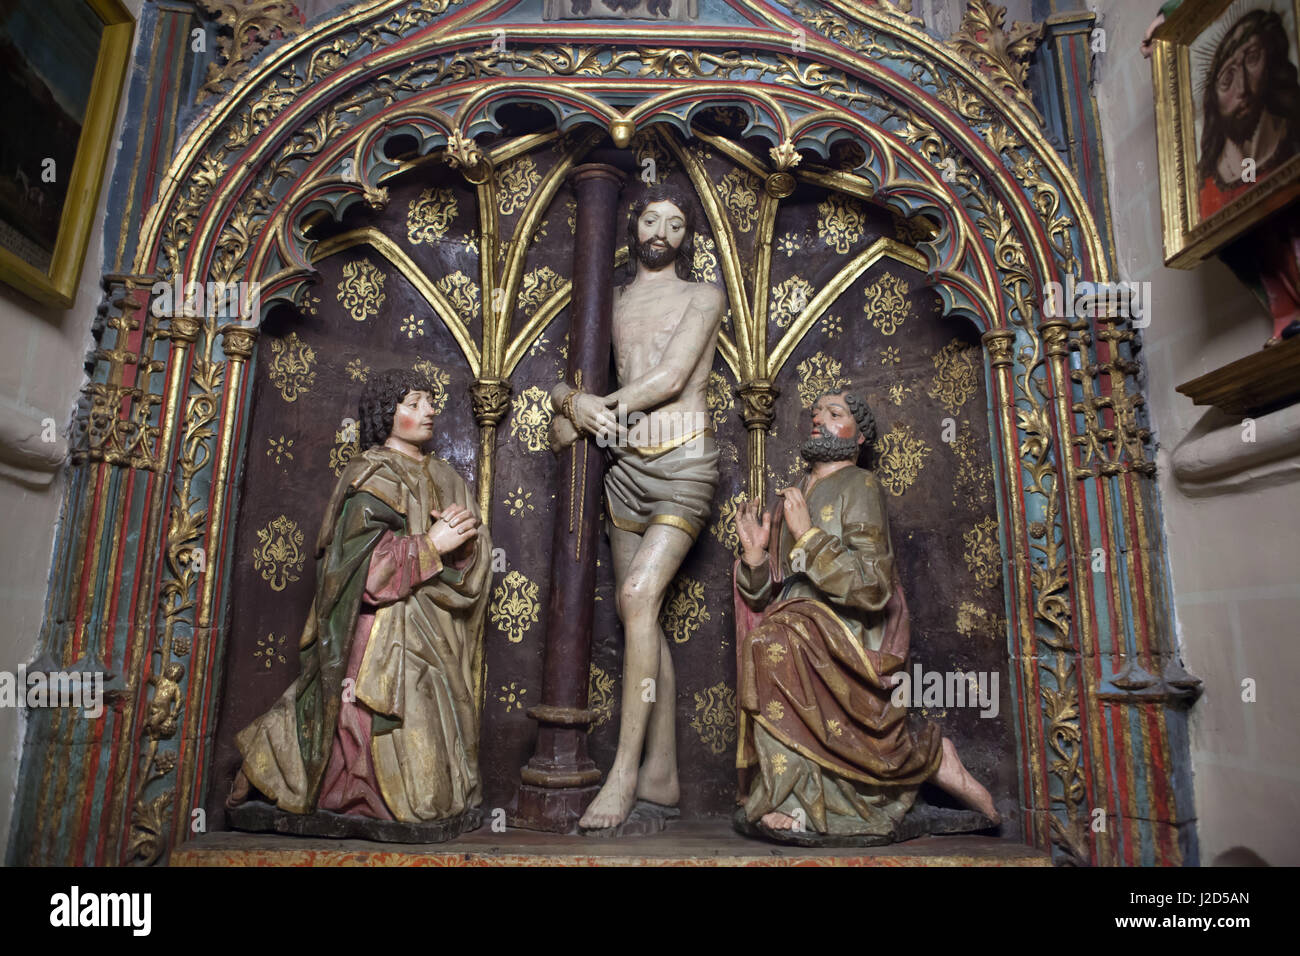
[{"left": 612, "top": 284, "right": 693, "bottom": 380}]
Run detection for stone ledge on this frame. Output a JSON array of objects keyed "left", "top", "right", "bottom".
[
  {"left": 1170, "top": 402, "right": 1300, "bottom": 495},
  {"left": 171, "top": 821, "right": 1051, "bottom": 867}
]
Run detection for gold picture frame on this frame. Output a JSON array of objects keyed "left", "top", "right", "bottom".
[
  {"left": 0, "top": 0, "right": 134, "bottom": 307},
  {"left": 1152, "top": 0, "right": 1300, "bottom": 267}
]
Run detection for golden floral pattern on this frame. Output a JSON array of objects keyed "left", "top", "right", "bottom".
[
  {"left": 957, "top": 601, "right": 1004, "bottom": 641},
  {"left": 820, "top": 313, "right": 843, "bottom": 338},
  {"left": 826, "top": 719, "right": 843, "bottom": 737},
  {"left": 690, "top": 681, "right": 737, "bottom": 755},
  {"left": 253, "top": 633, "right": 287, "bottom": 669},
  {"left": 267, "top": 332, "right": 315, "bottom": 403},
  {"left": 705, "top": 370, "right": 734, "bottom": 429},
  {"left": 951, "top": 424, "right": 993, "bottom": 510},
  {"left": 770, "top": 752, "right": 789, "bottom": 776},
  {"left": 406, "top": 186, "right": 458, "bottom": 244},
  {"left": 588, "top": 664, "right": 615, "bottom": 730},
  {"left": 766, "top": 700, "right": 786, "bottom": 721},
  {"left": 336, "top": 259, "right": 385, "bottom": 322},
  {"left": 863, "top": 273, "right": 910, "bottom": 335},
  {"left": 329, "top": 424, "right": 359, "bottom": 477},
  {"left": 776, "top": 232, "right": 801, "bottom": 257},
  {"left": 817, "top": 194, "right": 866, "bottom": 253},
  {"left": 796, "top": 351, "right": 850, "bottom": 407},
  {"left": 502, "top": 485, "right": 535, "bottom": 517},
  {"left": 266, "top": 435, "right": 293, "bottom": 465},
  {"left": 876, "top": 422, "right": 931, "bottom": 496},
  {"left": 716, "top": 167, "right": 760, "bottom": 232},
  {"left": 518, "top": 266, "right": 564, "bottom": 317},
  {"left": 928, "top": 338, "right": 980, "bottom": 414},
  {"left": 509, "top": 385, "right": 552, "bottom": 453},
  {"left": 692, "top": 235, "right": 719, "bottom": 283},
  {"left": 709, "top": 491, "right": 746, "bottom": 553},
  {"left": 411, "top": 359, "right": 451, "bottom": 415},
  {"left": 345, "top": 358, "right": 370, "bottom": 382},
  {"left": 887, "top": 382, "right": 912, "bottom": 406},
  {"left": 252, "top": 514, "right": 305, "bottom": 591},
  {"left": 881, "top": 346, "right": 901, "bottom": 365},
  {"left": 399, "top": 314, "right": 424, "bottom": 339},
  {"left": 490, "top": 569, "right": 540, "bottom": 644},
  {"left": 765, "top": 643, "right": 787, "bottom": 666},
  {"left": 660, "top": 575, "right": 710, "bottom": 645},
  {"left": 495, "top": 155, "right": 540, "bottom": 215},
  {"left": 437, "top": 270, "right": 480, "bottom": 324},
  {"left": 770, "top": 276, "right": 814, "bottom": 329},
  {"left": 963, "top": 515, "right": 1002, "bottom": 588},
  {"left": 498, "top": 681, "right": 527, "bottom": 713}
]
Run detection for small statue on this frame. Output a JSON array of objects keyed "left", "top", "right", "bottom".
[
  {"left": 732, "top": 389, "right": 999, "bottom": 844},
  {"left": 227, "top": 369, "right": 492, "bottom": 839},
  {"left": 550, "top": 185, "right": 725, "bottom": 834}
]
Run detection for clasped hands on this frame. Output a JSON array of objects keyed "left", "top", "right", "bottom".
[
  {"left": 549, "top": 384, "right": 618, "bottom": 451},
  {"left": 427, "top": 502, "right": 479, "bottom": 557},
  {"left": 735, "top": 486, "right": 812, "bottom": 569}
]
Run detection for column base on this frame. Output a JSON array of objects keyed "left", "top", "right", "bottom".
[{"left": 508, "top": 783, "right": 600, "bottom": 833}]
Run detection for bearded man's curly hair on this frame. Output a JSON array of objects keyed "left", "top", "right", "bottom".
[
  {"left": 358, "top": 367, "right": 437, "bottom": 449},
  {"left": 815, "top": 387, "right": 878, "bottom": 463}
]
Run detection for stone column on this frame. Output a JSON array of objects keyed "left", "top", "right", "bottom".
[{"left": 509, "top": 163, "right": 625, "bottom": 831}]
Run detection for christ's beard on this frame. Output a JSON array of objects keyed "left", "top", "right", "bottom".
[
  {"left": 1224, "top": 98, "right": 1265, "bottom": 145},
  {"left": 800, "top": 435, "right": 860, "bottom": 463},
  {"left": 635, "top": 239, "right": 678, "bottom": 270}
]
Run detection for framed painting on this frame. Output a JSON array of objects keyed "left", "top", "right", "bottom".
[
  {"left": 0, "top": 0, "right": 134, "bottom": 307},
  {"left": 1152, "top": 0, "right": 1300, "bottom": 267}
]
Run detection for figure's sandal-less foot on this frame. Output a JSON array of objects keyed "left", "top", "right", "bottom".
[{"left": 579, "top": 800, "right": 680, "bottom": 838}]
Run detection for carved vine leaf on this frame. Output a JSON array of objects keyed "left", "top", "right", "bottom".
[
  {"left": 196, "top": 0, "right": 306, "bottom": 104},
  {"left": 948, "top": 0, "right": 1044, "bottom": 126}
]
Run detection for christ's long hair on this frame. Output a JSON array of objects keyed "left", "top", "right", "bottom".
[
  {"left": 624, "top": 184, "right": 699, "bottom": 282},
  {"left": 1198, "top": 9, "right": 1300, "bottom": 184}
]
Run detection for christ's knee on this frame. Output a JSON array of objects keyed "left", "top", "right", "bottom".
[{"left": 617, "top": 571, "right": 664, "bottom": 623}]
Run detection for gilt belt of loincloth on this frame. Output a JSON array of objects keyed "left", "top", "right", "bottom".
[{"left": 603, "top": 427, "right": 720, "bottom": 541}]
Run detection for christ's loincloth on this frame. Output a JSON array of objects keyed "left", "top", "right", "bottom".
[{"left": 604, "top": 428, "right": 720, "bottom": 541}]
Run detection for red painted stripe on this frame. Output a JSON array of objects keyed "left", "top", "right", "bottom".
[
  {"left": 140, "top": 16, "right": 181, "bottom": 235},
  {"left": 69, "top": 465, "right": 107, "bottom": 662}
]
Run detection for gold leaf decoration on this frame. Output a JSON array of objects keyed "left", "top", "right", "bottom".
[
  {"left": 692, "top": 235, "right": 719, "bottom": 282},
  {"left": 770, "top": 752, "right": 789, "bottom": 776},
  {"left": 406, "top": 186, "right": 458, "bottom": 244},
  {"left": 962, "top": 515, "right": 1002, "bottom": 588},
  {"left": 881, "top": 346, "right": 901, "bottom": 365},
  {"left": 690, "top": 681, "right": 737, "bottom": 755},
  {"left": 817, "top": 194, "right": 866, "bottom": 253},
  {"left": 660, "top": 575, "right": 711, "bottom": 645},
  {"left": 411, "top": 359, "right": 451, "bottom": 415},
  {"left": 491, "top": 569, "right": 540, "bottom": 644},
  {"left": 876, "top": 422, "right": 931, "bottom": 496},
  {"left": 776, "top": 232, "right": 801, "bottom": 257},
  {"left": 588, "top": 664, "right": 615, "bottom": 731},
  {"left": 399, "top": 314, "right": 425, "bottom": 339},
  {"left": 862, "top": 273, "right": 911, "bottom": 335},
  {"left": 887, "top": 382, "right": 912, "bottom": 406},
  {"left": 266, "top": 435, "right": 293, "bottom": 465},
  {"left": 705, "top": 370, "right": 734, "bottom": 429},
  {"left": 795, "top": 351, "right": 850, "bottom": 407},
  {"left": 495, "top": 155, "right": 541, "bottom": 215},
  {"left": 709, "top": 491, "right": 747, "bottom": 553},
  {"left": 252, "top": 514, "right": 305, "bottom": 591},
  {"left": 766, "top": 700, "right": 786, "bottom": 721},
  {"left": 336, "top": 259, "right": 386, "bottom": 322},
  {"left": 253, "top": 632, "right": 287, "bottom": 669},
  {"left": 957, "top": 601, "right": 1005, "bottom": 641},
  {"left": 518, "top": 266, "right": 564, "bottom": 317},
  {"left": 951, "top": 423, "right": 993, "bottom": 510},
  {"left": 715, "top": 167, "right": 760, "bottom": 232},
  {"left": 267, "top": 332, "right": 315, "bottom": 403},
  {"left": 436, "top": 270, "right": 480, "bottom": 324},
  {"left": 508, "top": 385, "right": 552, "bottom": 453},
  {"left": 770, "top": 276, "right": 814, "bottom": 329},
  {"left": 826, "top": 719, "right": 843, "bottom": 737},
  {"left": 820, "top": 313, "right": 843, "bottom": 338},
  {"left": 498, "top": 681, "right": 528, "bottom": 713},
  {"left": 502, "top": 485, "right": 535, "bottom": 517},
  {"left": 345, "top": 358, "right": 370, "bottom": 382},
  {"left": 329, "top": 424, "right": 358, "bottom": 476},
  {"left": 765, "top": 643, "right": 787, "bottom": 666},
  {"left": 928, "top": 338, "right": 980, "bottom": 414}
]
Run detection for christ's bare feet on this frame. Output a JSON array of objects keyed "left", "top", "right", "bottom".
[
  {"left": 579, "top": 766, "right": 639, "bottom": 829},
  {"left": 761, "top": 811, "right": 798, "bottom": 830}
]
